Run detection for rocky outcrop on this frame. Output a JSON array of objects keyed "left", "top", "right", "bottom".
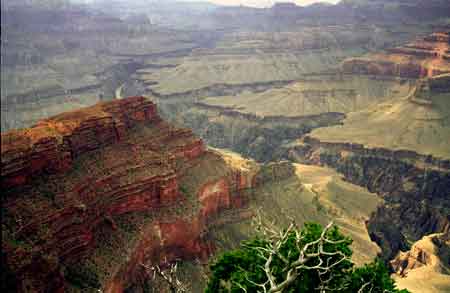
[
  {"left": 103, "top": 157, "right": 294, "bottom": 293},
  {"left": 391, "top": 233, "right": 449, "bottom": 277},
  {"left": 104, "top": 216, "right": 214, "bottom": 293},
  {"left": 424, "top": 32, "right": 450, "bottom": 44},
  {"left": 342, "top": 32, "right": 450, "bottom": 79},
  {"left": 1, "top": 96, "right": 160, "bottom": 189},
  {"left": 285, "top": 135, "right": 450, "bottom": 261},
  {"left": 342, "top": 58, "right": 425, "bottom": 78},
  {"left": 1, "top": 96, "right": 210, "bottom": 292},
  {"left": 390, "top": 233, "right": 450, "bottom": 293},
  {"left": 252, "top": 161, "right": 296, "bottom": 187},
  {"left": 298, "top": 136, "right": 450, "bottom": 169},
  {"left": 2, "top": 96, "right": 298, "bottom": 292},
  {"left": 168, "top": 103, "right": 345, "bottom": 162}
]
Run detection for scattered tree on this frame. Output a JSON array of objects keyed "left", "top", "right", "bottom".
[
  {"left": 205, "top": 213, "right": 409, "bottom": 293},
  {"left": 141, "top": 213, "right": 409, "bottom": 293}
]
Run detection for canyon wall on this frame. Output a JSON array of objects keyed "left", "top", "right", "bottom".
[
  {"left": 2, "top": 96, "right": 297, "bottom": 292},
  {"left": 164, "top": 103, "right": 345, "bottom": 162},
  {"left": 286, "top": 136, "right": 450, "bottom": 261},
  {"left": 93, "top": 153, "right": 294, "bottom": 292},
  {"left": 342, "top": 32, "right": 450, "bottom": 79},
  {"left": 390, "top": 233, "right": 450, "bottom": 292},
  {"left": 1, "top": 96, "right": 160, "bottom": 189},
  {"left": 1, "top": 96, "right": 208, "bottom": 292},
  {"left": 342, "top": 58, "right": 425, "bottom": 78}
]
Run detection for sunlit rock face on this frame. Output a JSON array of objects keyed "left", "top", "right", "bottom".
[
  {"left": 1, "top": 96, "right": 160, "bottom": 189},
  {"left": 2, "top": 96, "right": 298, "bottom": 292},
  {"left": 285, "top": 133, "right": 450, "bottom": 261},
  {"left": 1, "top": 96, "right": 207, "bottom": 292},
  {"left": 342, "top": 32, "right": 450, "bottom": 79},
  {"left": 390, "top": 233, "right": 450, "bottom": 293}
]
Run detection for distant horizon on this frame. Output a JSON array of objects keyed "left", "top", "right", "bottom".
[
  {"left": 70, "top": 0, "right": 340, "bottom": 8},
  {"left": 177, "top": 0, "right": 340, "bottom": 8}
]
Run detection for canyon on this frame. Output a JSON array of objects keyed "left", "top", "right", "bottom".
[
  {"left": 146, "top": 32, "right": 450, "bottom": 291},
  {"left": 342, "top": 32, "right": 450, "bottom": 79},
  {"left": 278, "top": 35, "right": 450, "bottom": 290},
  {"left": 2, "top": 1, "right": 450, "bottom": 292},
  {"left": 1, "top": 96, "right": 301, "bottom": 292},
  {"left": 1, "top": 96, "right": 393, "bottom": 292}
]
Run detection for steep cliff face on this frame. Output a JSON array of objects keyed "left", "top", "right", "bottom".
[
  {"left": 282, "top": 34, "right": 450, "bottom": 267},
  {"left": 342, "top": 32, "right": 450, "bottom": 79},
  {"left": 391, "top": 233, "right": 450, "bottom": 293},
  {"left": 165, "top": 102, "right": 344, "bottom": 162},
  {"left": 1, "top": 97, "right": 207, "bottom": 292},
  {"left": 2, "top": 97, "right": 296, "bottom": 292},
  {"left": 285, "top": 136, "right": 450, "bottom": 261},
  {"left": 391, "top": 233, "right": 449, "bottom": 277},
  {"left": 1, "top": 96, "right": 160, "bottom": 189},
  {"left": 102, "top": 150, "right": 296, "bottom": 293}
]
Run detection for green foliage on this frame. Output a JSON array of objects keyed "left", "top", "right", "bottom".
[
  {"left": 180, "top": 186, "right": 189, "bottom": 195},
  {"left": 347, "top": 260, "right": 409, "bottom": 293},
  {"left": 206, "top": 222, "right": 408, "bottom": 293}
]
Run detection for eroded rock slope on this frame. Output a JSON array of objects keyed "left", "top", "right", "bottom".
[{"left": 1, "top": 96, "right": 292, "bottom": 292}]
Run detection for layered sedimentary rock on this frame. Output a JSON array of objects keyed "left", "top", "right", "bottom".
[
  {"left": 429, "top": 73, "right": 450, "bottom": 92},
  {"left": 103, "top": 151, "right": 295, "bottom": 293},
  {"left": 342, "top": 32, "right": 450, "bottom": 78},
  {"left": 1, "top": 96, "right": 160, "bottom": 189},
  {"left": 391, "top": 233, "right": 450, "bottom": 293},
  {"left": 1, "top": 96, "right": 206, "bottom": 292},
  {"left": 391, "top": 233, "right": 449, "bottom": 277},
  {"left": 285, "top": 135, "right": 450, "bottom": 261},
  {"left": 284, "top": 35, "right": 450, "bottom": 264},
  {"left": 2, "top": 96, "right": 296, "bottom": 292}
]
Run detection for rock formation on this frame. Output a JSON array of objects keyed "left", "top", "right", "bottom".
[
  {"left": 391, "top": 233, "right": 449, "bottom": 277},
  {"left": 1, "top": 96, "right": 203, "bottom": 292},
  {"left": 1, "top": 96, "right": 160, "bottom": 189},
  {"left": 283, "top": 34, "right": 450, "bottom": 265},
  {"left": 285, "top": 135, "right": 450, "bottom": 261},
  {"left": 342, "top": 32, "right": 450, "bottom": 79},
  {"left": 1, "top": 96, "right": 295, "bottom": 292},
  {"left": 391, "top": 233, "right": 450, "bottom": 293}
]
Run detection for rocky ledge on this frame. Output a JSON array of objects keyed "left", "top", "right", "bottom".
[
  {"left": 391, "top": 233, "right": 449, "bottom": 277},
  {"left": 285, "top": 135, "right": 450, "bottom": 261},
  {"left": 1, "top": 96, "right": 295, "bottom": 292},
  {"left": 342, "top": 32, "right": 450, "bottom": 79},
  {"left": 390, "top": 233, "right": 450, "bottom": 292},
  {"left": 1, "top": 96, "right": 160, "bottom": 189}
]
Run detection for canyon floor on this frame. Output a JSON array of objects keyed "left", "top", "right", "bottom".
[{"left": 2, "top": 1, "right": 450, "bottom": 292}]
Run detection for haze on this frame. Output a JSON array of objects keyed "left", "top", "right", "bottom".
[
  {"left": 2, "top": 0, "right": 450, "bottom": 292},
  {"left": 74, "top": 0, "right": 340, "bottom": 8},
  {"left": 179, "top": 0, "right": 340, "bottom": 7}
]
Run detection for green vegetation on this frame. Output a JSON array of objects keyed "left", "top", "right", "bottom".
[
  {"left": 206, "top": 222, "right": 408, "bottom": 293},
  {"left": 209, "top": 163, "right": 382, "bottom": 266}
]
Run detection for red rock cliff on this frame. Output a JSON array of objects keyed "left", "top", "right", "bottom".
[
  {"left": 1, "top": 96, "right": 160, "bottom": 189},
  {"left": 2, "top": 97, "right": 294, "bottom": 293},
  {"left": 2, "top": 96, "right": 208, "bottom": 293},
  {"left": 342, "top": 32, "right": 450, "bottom": 79}
]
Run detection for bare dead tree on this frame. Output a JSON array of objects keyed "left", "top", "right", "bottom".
[
  {"left": 235, "top": 211, "right": 351, "bottom": 293},
  {"left": 141, "top": 260, "right": 189, "bottom": 293},
  {"left": 141, "top": 211, "right": 393, "bottom": 293}
]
